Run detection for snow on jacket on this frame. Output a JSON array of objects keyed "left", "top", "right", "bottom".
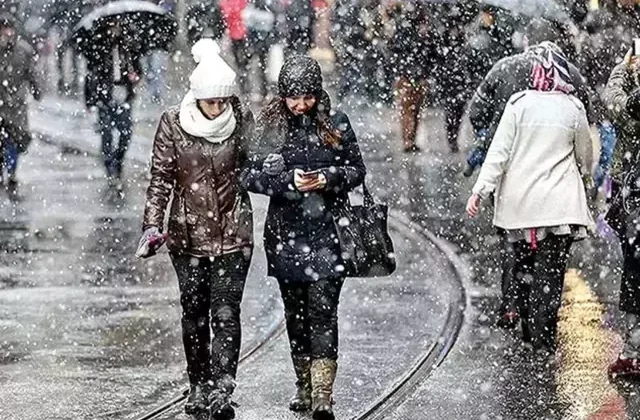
[
  {"left": 472, "top": 90, "right": 595, "bottom": 231},
  {"left": 241, "top": 92, "right": 366, "bottom": 282},
  {"left": 143, "top": 98, "right": 254, "bottom": 257}
]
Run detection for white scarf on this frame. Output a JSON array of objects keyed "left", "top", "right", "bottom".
[{"left": 179, "top": 90, "right": 237, "bottom": 144}]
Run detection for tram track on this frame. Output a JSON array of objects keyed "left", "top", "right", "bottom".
[
  {"left": 30, "top": 104, "right": 468, "bottom": 420},
  {"left": 128, "top": 210, "right": 467, "bottom": 420},
  {"left": 350, "top": 211, "right": 467, "bottom": 420},
  {"left": 130, "top": 316, "right": 287, "bottom": 420}
]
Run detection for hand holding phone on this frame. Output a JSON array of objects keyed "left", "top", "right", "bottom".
[{"left": 294, "top": 169, "right": 327, "bottom": 192}]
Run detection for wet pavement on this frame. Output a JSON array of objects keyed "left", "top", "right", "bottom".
[
  {"left": 0, "top": 82, "right": 635, "bottom": 420},
  {"left": 0, "top": 121, "right": 281, "bottom": 419},
  {"left": 340, "top": 101, "right": 629, "bottom": 419}
]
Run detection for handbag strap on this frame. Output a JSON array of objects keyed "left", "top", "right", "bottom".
[{"left": 362, "top": 181, "right": 375, "bottom": 208}]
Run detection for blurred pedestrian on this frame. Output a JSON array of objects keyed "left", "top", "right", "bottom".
[
  {"left": 146, "top": 0, "right": 176, "bottom": 104},
  {"left": 467, "top": 43, "right": 595, "bottom": 351},
  {"left": 243, "top": 0, "right": 277, "bottom": 100},
  {"left": 284, "top": 0, "right": 315, "bottom": 55},
  {"left": 459, "top": 5, "right": 514, "bottom": 129},
  {"left": 47, "top": 0, "right": 84, "bottom": 96},
  {"left": 83, "top": 21, "right": 142, "bottom": 185},
  {"left": 220, "top": 0, "right": 251, "bottom": 96},
  {"left": 388, "top": 2, "right": 437, "bottom": 153},
  {"left": 139, "top": 38, "right": 254, "bottom": 420},
  {"left": 186, "top": 0, "right": 225, "bottom": 44},
  {"left": 434, "top": 3, "right": 497, "bottom": 154},
  {"left": 242, "top": 55, "right": 366, "bottom": 420},
  {"left": 332, "top": 0, "right": 390, "bottom": 104},
  {"left": 0, "top": 13, "right": 41, "bottom": 195},
  {"left": 602, "top": 48, "right": 640, "bottom": 377}
]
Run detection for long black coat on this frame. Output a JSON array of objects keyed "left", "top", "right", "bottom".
[{"left": 242, "top": 99, "right": 366, "bottom": 282}]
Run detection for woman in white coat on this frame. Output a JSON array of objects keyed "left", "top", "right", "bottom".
[{"left": 466, "top": 42, "right": 595, "bottom": 352}]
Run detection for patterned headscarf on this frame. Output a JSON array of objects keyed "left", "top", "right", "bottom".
[{"left": 528, "top": 41, "right": 575, "bottom": 94}]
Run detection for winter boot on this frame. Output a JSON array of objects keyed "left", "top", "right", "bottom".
[
  {"left": 185, "top": 383, "right": 211, "bottom": 416},
  {"left": 208, "top": 375, "right": 238, "bottom": 420},
  {"left": 610, "top": 313, "right": 640, "bottom": 378},
  {"left": 496, "top": 309, "right": 519, "bottom": 330},
  {"left": 289, "top": 355, "right": 312, "bottom": 412},
  {"left": 311, "top": 359, "right": 337, "bottom": 420}
]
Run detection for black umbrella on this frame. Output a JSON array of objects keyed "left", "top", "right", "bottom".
[
  {"left": 476, "top": 0, "right": 569, "bottom": 21},
  {"left": 71, "top": 0, "right": 177, "bottom": 54}
]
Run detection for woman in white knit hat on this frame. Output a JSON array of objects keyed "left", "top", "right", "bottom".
[{"left": 137, "top": 38, "right": 254, "bottom": 420}]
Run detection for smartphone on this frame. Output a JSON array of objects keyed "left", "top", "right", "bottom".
[
  {"left": 634, "top": 38, "right": 640, "bottom": 57},
  {"left": 302, "top": 169, "right": 322, "bottom": 180}
]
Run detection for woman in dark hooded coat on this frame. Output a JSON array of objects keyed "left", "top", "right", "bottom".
[{"left": 242, "top": 55, "right": 366, "bottom": 420}]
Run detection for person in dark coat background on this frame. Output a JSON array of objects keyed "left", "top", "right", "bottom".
[
  {"left": 186, "top": 0, "right": 225, "bottom": 44},
  {"left": 285, "top": 0, "right": 315, "bottom": 54},
  {"left": 244, "top": 0, "right": 277, "bottom": 100},
  {"left": 83, "top": 21, "right": 142, "bottom": 184},
  {"left": 0, "top": 12, "right": 41, "bottom": 194},
  {"left": 242, "top": 55, "right": 366, "bottom": 420},
  {"left": 433, "top": 3, "right": 502, "bottom": 154},
  {"left": 388, "top": 2, "right": 437, "bottom": 153}
]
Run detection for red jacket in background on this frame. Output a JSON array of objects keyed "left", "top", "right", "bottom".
[{"left": 220, "top": 0, "right": 248, "bottom": 40}]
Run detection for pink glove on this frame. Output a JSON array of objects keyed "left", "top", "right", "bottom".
[{"left": 136, "top": 227, "right": 168, "bottom": 259}]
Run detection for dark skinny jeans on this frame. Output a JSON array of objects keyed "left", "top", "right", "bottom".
[
  {"left": 510, "top": 235, "right": 572, "bottom": 350},
  {"left": 171, "top": 251, "right": 250, "bottom": 388},
  {"left": 278, "top": 277, "right": 344, "bottom": 361}
]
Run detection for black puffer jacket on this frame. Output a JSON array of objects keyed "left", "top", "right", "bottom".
[{"left": 242, "top": 92, "right": 366, "bottom": 282}]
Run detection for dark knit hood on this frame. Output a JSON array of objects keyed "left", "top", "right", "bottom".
[{"left": 278, "top": 55, "right": 323, "bottom": 98}]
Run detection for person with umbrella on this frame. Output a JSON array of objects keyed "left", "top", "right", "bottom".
[
  {"left": 82, "top": 19, "right": 142, "bottom": 185},
  {"left": 74, "top": 0, "right": 176, "bottom": 185},
  {"left": 242, "top": 55, "right": 366, "bottom": 420},
  {"left": 0, "top": 12, "right": 41, "bottom": 195},
  {"left": 138, "top": 38, "right": 254, "bottom": 420}
]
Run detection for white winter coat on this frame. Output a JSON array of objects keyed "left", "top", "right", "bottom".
[{"left": 472, "top": 90, "right": 595, "bottom": 231}]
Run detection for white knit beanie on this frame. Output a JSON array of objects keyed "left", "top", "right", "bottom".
[{"left": 189, "top": 38, "right": 237, "bottom": 99}]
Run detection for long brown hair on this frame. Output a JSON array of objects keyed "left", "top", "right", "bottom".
[
  {"left": 255, "top": 91, "right": 343, "bottom": 152},
  {"left": 316, "top": 96, "right": 342, "bottom": 148}
]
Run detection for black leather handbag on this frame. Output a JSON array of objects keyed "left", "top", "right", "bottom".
[{"left": 333, "top": 184, "right": 396, "bottom": 277}]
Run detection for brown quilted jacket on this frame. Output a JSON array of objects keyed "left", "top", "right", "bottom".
[{"left": 143, "top": 99, "right": 254, "bottom": 257}]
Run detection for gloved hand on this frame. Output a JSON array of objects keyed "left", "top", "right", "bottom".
[
  {"left": 263, "top": 153, "right": 285, "bottom": 176},
  {"left": 136, "top": 227, "right": 168, "bottom": 259},
  {"left": 464, "top": 148, "right": 487, "bottom": 177}
]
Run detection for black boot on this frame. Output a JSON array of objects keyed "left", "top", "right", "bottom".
[
  {"left": 208, "top": 389, "right": 236, "bottom": 420},
  {"left": 185, "top": 383, "right": 210, "bottom": 416},
  {"left": 208, "top": 375, "right": 237, "bottom": 420},
  {"left": 289, "top": 355, "right": 312, "bottom": 412}
]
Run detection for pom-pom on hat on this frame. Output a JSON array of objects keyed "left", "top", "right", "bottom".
[{"left": 189, "top": 38, "right": 237, "bottom": 99}]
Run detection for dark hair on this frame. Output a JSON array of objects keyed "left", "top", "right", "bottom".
[
  {"left": 258, "top": 91, "right": 342, "bottom": 149},
  {"left": 525, "top": 18, "right": 562, "bottom": 46}
]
